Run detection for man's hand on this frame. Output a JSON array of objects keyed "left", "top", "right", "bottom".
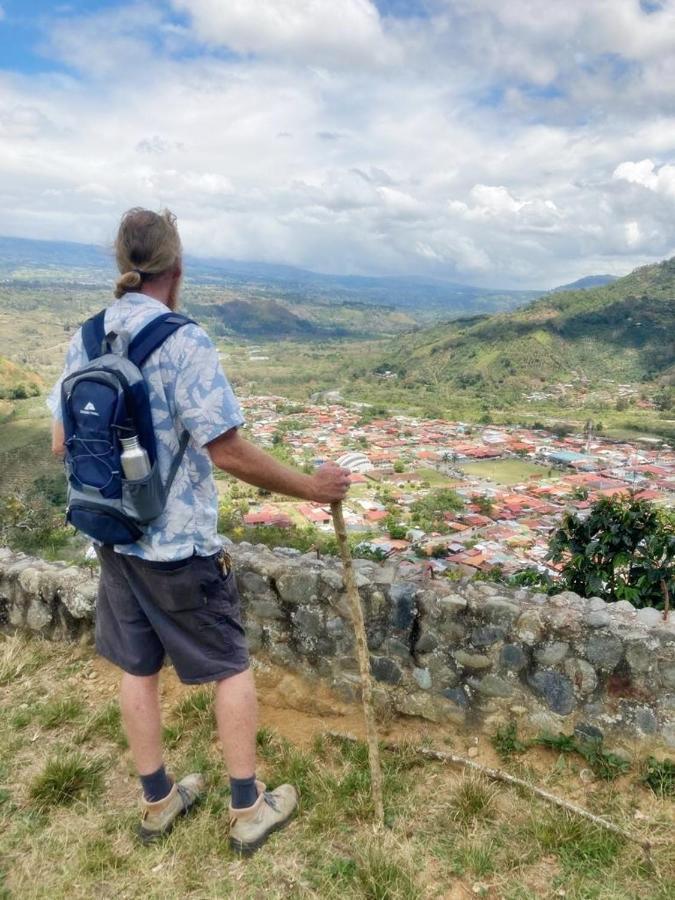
[{"left": 306, "top": 462, "right": 351, "bottom": 504}]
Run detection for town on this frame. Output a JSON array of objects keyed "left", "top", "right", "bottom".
[{"left": 217, "top": 395, "right": 675, "bottom": 579}]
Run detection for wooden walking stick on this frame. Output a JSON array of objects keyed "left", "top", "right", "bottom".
[{"left": 331, "top": 500, "right": 385, "bottom": 827}]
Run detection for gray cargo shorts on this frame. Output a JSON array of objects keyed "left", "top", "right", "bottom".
[{"left": 94, "top": 545, "right": 250, "bottom": 684}]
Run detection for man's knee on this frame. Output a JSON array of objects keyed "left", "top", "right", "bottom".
[{"left": 121, "top": 670, "right": 161, "bottom": 692}]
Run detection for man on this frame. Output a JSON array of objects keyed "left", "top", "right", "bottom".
[{"left": 47, "top": 208, "right": 350, "bottom": 853}]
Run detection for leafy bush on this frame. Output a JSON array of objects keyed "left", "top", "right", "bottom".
[
  {"left": 641, "top": 757, "right": 674, "bottom": 797},
  {"left": 548, "top": 494, "right": 674, "bottom": 609},
  {"left": 508, "top": 567, "right": 556, "bottom": 593},
  {"left": 0, "top": 492, "right": 72, "bottom": 556},
  {"left": 534, "top": 732, "right": 630, "bottom": 781},
  {"left": 30, "top": 473, "right": 67, "bottom": 508}
]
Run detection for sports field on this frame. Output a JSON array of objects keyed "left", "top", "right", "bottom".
[{"left": 459, "top": 458, "right": 551, "bottom": 486}]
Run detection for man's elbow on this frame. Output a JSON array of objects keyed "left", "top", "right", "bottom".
[{"left": 206, "top": 428, "right": 243, "bottom": 473}]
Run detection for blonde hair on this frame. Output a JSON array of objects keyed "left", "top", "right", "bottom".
[{"left": 114, "top": 208, "right": 182, "bottom": 299}]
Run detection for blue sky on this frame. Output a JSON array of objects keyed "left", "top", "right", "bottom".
[
  {"left": 0, "top": 1, "right": 115, "bottom": 70},
  {"left": 1, "top": 0, "right": 675, "bottom": 287}
]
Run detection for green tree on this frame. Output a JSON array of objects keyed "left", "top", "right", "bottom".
[
  {"left": 548, "top": 494, "right": 674, "bottom": 610},
  {"left": 472, "top": 494, "right": 495, "bottom": 516},
  {"left": 385, "top": 516, "right": 407, "bottom": 540},
  {"left": 411, "top": 488, "right": 464, "bottom": 532},
  {"left": 654, "top": 387, "right": 674, "bottom": 412},
  {"left": 393, "top": 459, "right": 405, "bottom": 473}
]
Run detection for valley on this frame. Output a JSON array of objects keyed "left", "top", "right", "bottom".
[{"left": 0, "top": 238, "right": 673, "bottom": 573}]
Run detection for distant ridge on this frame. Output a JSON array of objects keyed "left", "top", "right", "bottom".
[
  {"left": 551, "top": 274, "right": 618, "bottom": 293},
  {"left": 369, "top": 256, "right": 675, "bottom": 399},
  {"left": 0, "top": 234, "right": 539, "bottom": 321}
]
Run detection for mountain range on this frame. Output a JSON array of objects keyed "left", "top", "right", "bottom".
[{"left": 0, "top": 234, "right": 614, "bottom": 327}]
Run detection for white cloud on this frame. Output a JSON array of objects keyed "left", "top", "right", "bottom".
[
  {"left": 625, "top": 221, "right": 642, "bottom": 248},
  {"left": 0, "top": 5, "right": 5, "bottom": 23},
  {"left": 613, "top": 159, "right": 675, "bottom": 199},
  {"left": 613, "top": 159, "right": 659, "bottom": 190},
  {"left": 1, "top": 1, "right": 675, "bottom": 287},
  {"left": 468, "top": 185, "right": 525, "bottom": 216},
  {"left": 171, "top": 0, "right": 395, "bottom": 67}
]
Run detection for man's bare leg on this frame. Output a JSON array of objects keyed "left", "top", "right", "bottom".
[
  {"left": 119, "top": 671, "right": 164, "bottom": 775},
  {"left": 219, "top": 669, "right": 298, "bottom": 852},
  {"left": 120, "top": 670, "right": 204, "bottom": 840},
  {"left": 215, "top": 668, "right": 258, "bottom": 779}
]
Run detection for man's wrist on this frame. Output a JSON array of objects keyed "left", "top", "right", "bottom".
[{"left": 297, "top": 473, "right": 317, "bottom": 502}]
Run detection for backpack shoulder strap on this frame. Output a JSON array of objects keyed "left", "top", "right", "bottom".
[
  {"left": 81, "top": 310, "right": 108, "bottom": 361},
  {"left": 127, "top": 312, "right": 197, "bottom": 495},
  {"left": 127, "top": 313, "right": 196, "bottom": 368},
  {"left": 163, "top": 427, "right": 191, "bottom": 498}
]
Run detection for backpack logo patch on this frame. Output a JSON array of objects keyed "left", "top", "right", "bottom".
[{"left": 80, "top": 401, "right": 99, "bottom": 416}]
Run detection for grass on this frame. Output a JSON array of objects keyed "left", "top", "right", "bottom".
[
  {"left": 0, "top": 637, "right": 673, "bottom": 899},
  {"left": 491, "top": 721, "right": 529, "bottom": 759},
  {"left": 36, "top": 696, "right": 85, "bottom": 730},
  {"left": 523, "top": 809, "right": 624, "bottom": 873},
  {"left": 459, "top": 458, "right": 551, "bottom": 485},
  {"left": 535, "top": 731, "right": 631, "bottom": 781},
  {"left": 353, "top": 839, "right": 421, "bottom": 900},
  {"left": 446, "top": 775, "right": 498, "bottom": 826},
  {"left": 163, "top": 686, "right": 215, "bottom": 749},
  {"left": 29, "top": 752, "right": 106, "bottom": 809},
  {"left": 0, "top": 634, "right": 52, "bottom": 686},
  {"left": 413, "top": 467, "right": 458, "bottom": 487},
  {"left": 76, "top": 701, "right": 127, "bottom": 748}
]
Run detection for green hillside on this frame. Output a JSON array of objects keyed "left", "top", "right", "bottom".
[
  {"left": 0, "top": 357, "right": 43, "bottom": 400},
  {"left": 369, "top": 258, "right": 675, "bottom": 403}
]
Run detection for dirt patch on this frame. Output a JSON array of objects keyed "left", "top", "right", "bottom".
[{"left": 91, "top": 653, "right": 462, "bottom": 751}]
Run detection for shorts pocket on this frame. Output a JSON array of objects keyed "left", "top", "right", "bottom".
[
  {"left": 140, "top": 562, "right": 207, "bottom": 612},
  {"left": 199, "top": 571, "right": 245, "bottom": 637}
]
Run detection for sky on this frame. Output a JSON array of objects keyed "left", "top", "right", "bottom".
[{"left": 1, "top": 1, "right": 675, "bottom": 288}]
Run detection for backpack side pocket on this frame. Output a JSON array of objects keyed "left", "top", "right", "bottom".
[{"left": 121, "top": 462, "right": 166, "bottom": 524}]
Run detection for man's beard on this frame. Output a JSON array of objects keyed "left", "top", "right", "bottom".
[{"left": 167, "top": 275, "right": 182, "bottom": 311}]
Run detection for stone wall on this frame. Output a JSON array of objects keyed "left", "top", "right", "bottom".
[{"left": 1, "top": 544, "right": 674, "bottom": 748}]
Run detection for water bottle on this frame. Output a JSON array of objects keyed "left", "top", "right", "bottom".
[{"left": 120, "top": 435, "right": 151, "bottom": 480}]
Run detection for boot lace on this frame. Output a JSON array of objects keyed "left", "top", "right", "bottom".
[
  {"left": 177, "top": 783, "right": 193, "bottom": 809},
  {"left": 263, "top": 792, "right": 280, "bottom": 812}
]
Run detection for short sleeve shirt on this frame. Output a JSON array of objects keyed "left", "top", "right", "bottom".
[{"left": 47, "top": 292, "right": 244, "bottom": 562}]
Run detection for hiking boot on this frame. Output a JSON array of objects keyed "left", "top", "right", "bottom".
[
  {"left": 138, "top": 773, "right": 204, "bottom": 844},
  {"left": 228, "top": 780, "right": 298, "bottom": 856}
]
